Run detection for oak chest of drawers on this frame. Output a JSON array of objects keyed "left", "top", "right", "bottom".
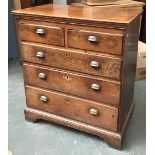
[{"left": 13, "top": 4, "right": 143, "bottom": 149}]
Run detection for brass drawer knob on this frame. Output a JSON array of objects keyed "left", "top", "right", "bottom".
[
  {"left": 40, "top": 96, "right": 48, "bottom": 102},
  {"left": 90, "top": 108, "right": 99, "bottom": 116},
  {"left": 90, "top": 60, "right": 100, "bottom": 68},
  {"left": 88, "top": 35, "right": 99, "bottom": 42},
  {"left": 36, "top": 51, "right": 45, "bottom": 58},
  {"left": 91, "top": 84, "right": 100, "bottom": 91},
  {"left": 36, "top": 28, "right": 46, "bottom": 35},
  {"left": 38, "top": 72, "right": 46, "bottom": 79}
]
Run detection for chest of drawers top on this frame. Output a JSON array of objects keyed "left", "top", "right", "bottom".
[{"left": 13, "top": 4, "right": 142, "bottom": 28}]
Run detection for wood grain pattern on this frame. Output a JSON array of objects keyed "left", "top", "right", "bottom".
[
  {"left": 12, "top": 4, "right": 143, "bottom": 27},
  {"left": 21, "top": 42, "right": 122, "bottom": 80},
  {"left": 67, "top": 29, "right": 123, "bottom": 55},
  {"left": 23, "top": 63, "right": 121, "bottom": 106},
  {"left": 26, "top": 85, "right": 118, "bottom": 131},
  {"left": 18, "top": 23, "right": 65, "bottom": 46},
  {"left": 24, "top": 101, "right": 134, "bottom": 149},
  {"left": 17, "top": 19, "right": 125, "bottom": 33}
]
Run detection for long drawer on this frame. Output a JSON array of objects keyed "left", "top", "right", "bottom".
[
  {"left": 67, "top": 29, "right": 123, "bottom": 55},
  {"left": 23, "top": 63, "right": 121, "bottom": 106},
  {"left": 26, "top": 85, "right": 118, "bottom": 131},
  {"left": 21, "top": 42, "right": 122, "bottom": 80},
  {"left": 18, "top": 23, "right": 65, "bottom": 46}
]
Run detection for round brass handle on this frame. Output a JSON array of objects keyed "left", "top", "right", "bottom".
[
  {"left": 40, "top": 96, "right": 48, "bottom": 102},
  {"left": 91, "top": 84, "right": 100, "bottom": 91},
  {"left": 38, "top": 72, "right": 46, "bottom": 79},
  {"left": 90, "top": 108, "right": 99, "bottom": 116},
  {"left": 36, "top": 51, "right": 45, "bottom": 58},
  {"left": 90, "top": 60, "right": 100, "bottom": 68},
  {"left": 88, "top": 35, "right": 99, "bottom": 42},
  {"left": 36, "top": 28, "right": 46, "bottom": 35}
]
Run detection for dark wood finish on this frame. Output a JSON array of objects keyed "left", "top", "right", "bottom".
[
  {"left": 18, "top": 23, "right": 65, "bottom": 46},
  {"left": 118, "top": 15, "right": 141, "bottom": 131},
  {"left": 23, "top": 63, "right": 121, "bottom": 106},
  {"left": 140, "top": 6, "right": 146, "bottom": 43},
  {"left": 20, "top": 0, "right": 32, "bottom": 8},
  {"left": 26, "top": 85, "right": 118, "bottom": 131},
  {"left": 136, "top": 0, "right": 146, "bottom": 43},
  {"left": 20, "top": 0, "right": 52, "bottom": 9},
  {"left": 67, "top": 29, "right": 123, "bottom": 55},
  {"left": 21, "top": 42, "right": 122, "bottom": 80},
  {"left": 32, "top": 0, "right": 52, "bottom": 6},
  {"left": 12, "top": 4, "right": 143, "bottom": 149}
]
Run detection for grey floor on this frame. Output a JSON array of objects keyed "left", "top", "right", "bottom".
[{"left": 8, "top": 59, "right": 146, "bottom": 155}]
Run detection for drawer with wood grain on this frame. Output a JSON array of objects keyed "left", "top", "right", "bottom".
[
  {"left": 23, "top": 63, "right": 121, "bottom": 106},
  {"left": 26, "top": 85, "right": 119, "bottom": 131},
  {"left": 21, "top": 42, "right": 122, "bottom": 80},
  {"left": 67, "top": 29, "right": 123, "bottom": 55},
  {"left": 18, "top": 23, "right": 65, "bottom": 46}
]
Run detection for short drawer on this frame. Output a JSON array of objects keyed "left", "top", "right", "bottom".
[
  {"left": 18, "top": 23, "right": 65, "bottom": 46},
  {"left": 26, "top": 85, "right": 119, "bottom": 131},
  {"left": 23, "top": 64, "right": 121, "bottom": 106},
  {"left": 21, "top": 42, "right": 122, "bottom": 80},
  {"left": 67, "top": 29, "right": 123, "bottom": 55}
]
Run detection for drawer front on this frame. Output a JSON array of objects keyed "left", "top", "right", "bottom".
[
  {"left": 18, "top": 23, "right": 65, "bottom": 46},
  {"left": 23, "top": 64, "right": 121, "bottom": 106},
  {"left": 21, "top": 42, "right": 122, "bottom": 80},
  {"left": 67, "top": 30, "right": 123, "bottom": 55},
  {"left": 26, "top": 85, "right": 118, "bottom": 131}
]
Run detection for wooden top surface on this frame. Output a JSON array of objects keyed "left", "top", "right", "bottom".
[{"left": 12, "top": 4, "right": 143, "bottom": 25}]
